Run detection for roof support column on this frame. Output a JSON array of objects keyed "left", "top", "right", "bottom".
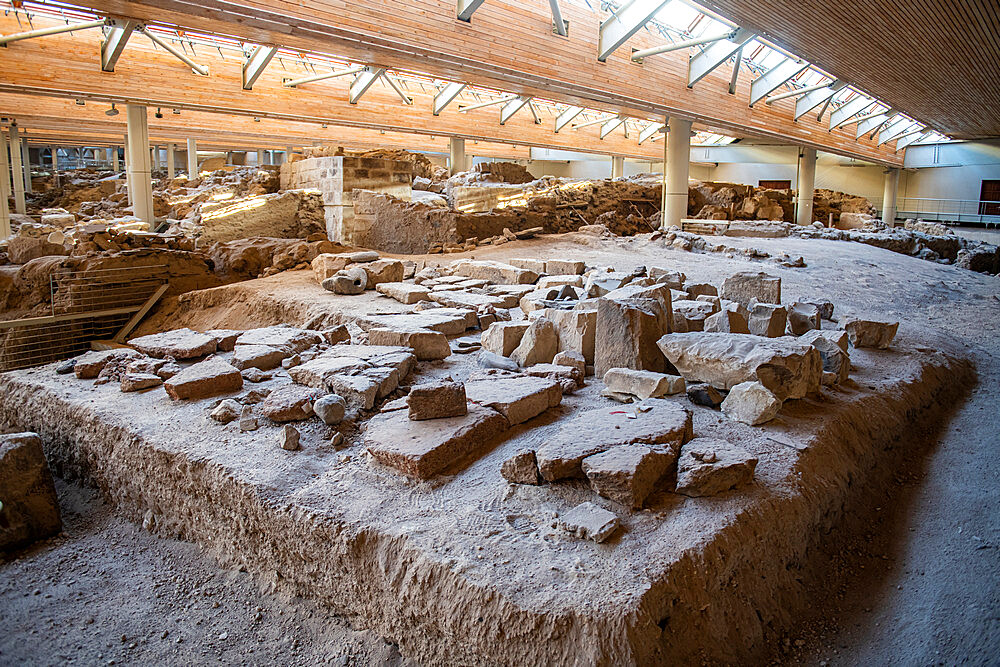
[
  {"left": 51, "top": 146, "right": 60, "bottom": 189},
  {"left": 21, "top": 138, "right": 32, "bottom": 194},
  {"left": 124, "top": 135, "right": 133, "bottom": 205},
  {"left": 8, "top": 125, "right": 26, "bottom": 214},
  {"left": 611, "top": 155, "right": 624, "bottom": 179},
  {"left": 663, "top": 117, "right": 691, "bottom": 230},
  {"left": 882, "top": 168, "right": 899, "bottom": 227},
  {"left": 166, "top": 143, "right": 175, "bottom": 180},
  {"left": 112, "top": 146, "right": 120, "bottom": 172},
  {"left": 126, "top": 104, "right": 154, "bottom": 224},
  {"left": 0, "top": 132, "right": 11, "bottom": 240},
  {"left": 449, "top": 137, "right": 467, "bottom": 175},
  {"left": 257, "top": 149, "right": 265, "bottom": 167},
  {"left": 796, "top": 147, "right": 816, "bottom": 227},
  {"left": 186, "top": 138, "right": 197, "bottom": 177}
]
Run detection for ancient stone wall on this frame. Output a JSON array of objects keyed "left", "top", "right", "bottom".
[{"left": 197, "top": 190, "right": 325, "bottom": 244}]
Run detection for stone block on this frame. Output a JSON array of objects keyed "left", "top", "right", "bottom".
[
  {"left": 685, "top": 283, "right": 718, "bottom": 299},
  {"left": 362, "top": 259, "right": 405, "bottom": 287},
  {"left": 507, "top": 258, "right": 547, "bottom": 273},
  {"left": 368, "top": 327, "right": 450, "bottom": 361},
  {"left": 649, "top": 267, "right": 685, "bottom": 290},
  {"left": 843, "top": 319, "right": 899, "bottom": 349},
  {"left": 675, "top": 438, "right": 758, "bottom": 497},
  {"left": 375, "top": 282, "right": 431, "bottom": 305},
  {"left": 704, "top": 307, "right": 750, "bottom": 334},
  {"left": 543, "top": 308, "right": 597, "bottom": 364},
  {"left": 721, "top": 381, "right": 781, "bottom": 425},
  {"left": 358, "top": 309, "right": 476, "bottom": 336},
  {"left": 537, "top": 275, "right": 584, "bottom": 290},
  {"left": 128, "top": 328, "right": 218, "bottom": 360},
  {"left": 407, "top": 381, "right": 468, "bottom": 421},
  {"left": 787, "top": 302, "right": 821, "bottom": 336},
  {"left": 558, "top": 502, "right": 619, "bottom": 543},
  {"left": 672, "top": 300, "right": 715, "bottom": 333},
  {"left": 164, "top": 358, "right": 243, "bottom": 400},
  {"left": 450, "top": 259, "right": 538, "bottom": 285},
  {"left": 747, "top": 303, "right": 787, "bottom": 338},
  {"left": 500, "top": 449, "right": 541, "bottom": 485},
  {"left": 73, "top": 349, "right": 141, "bottom": 380},
  {"left": 720, "top": 271, "right": 781, "bottom": 307},
  {"left": 582, "top": 444, "right": 672, "bottom": 508},
  {"left": 119, "top": 372, "right": 163, "bottom": 392},
  {"left": 465, "top": 374, "right": 562, "bottom": 425},
  {"left": 603, "top": 368, "right": 685, "bottom": 399},
  {"left": 510, "top": 317, "right": 559, "bottom": 367},
  {"left": 232, "top": 344, "right": 288, "bottom": 371},
  {"left": 481, "top": 321, "right": 529, "bottom": 357},
  {"left": 595, "top": 297, "right": 668, "bottom": 377},
  {"left": 260, "top": 385, "right": 318, "bottom": 422},
  {"left": 205, "top": 329, "right": 242, "bottom": 352},
  {"left": 323, "top": 267, "right": 368, "bottom": 294},
  {"left": 0, "top": 433, "right": 62, "bottom": 551},
  {"left": 553, "top": 349, "right": 587, "bottom": 376},
  {"left": 235, "top": 326, "right": 323, "bottom": 354}
]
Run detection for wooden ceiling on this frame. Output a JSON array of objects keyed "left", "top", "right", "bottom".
[{"left": 699, "top": 0, "right": 1000, "bottom": 140}]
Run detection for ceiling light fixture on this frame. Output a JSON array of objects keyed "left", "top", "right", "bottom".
[
  {"left": 253, "top": 117, "right": 260, "bottom": 122},
  {"left": 105, "top": 103, "right": 119, "bottom": 117},
  {"left": 172, "top": 108, "right": 181, "bottom": 115},
  {"left": 75, "top": 99, "right": 86, "bottom": 106},
  {"left": 154, "top": 107, "right": 163, "bottom": 119}
]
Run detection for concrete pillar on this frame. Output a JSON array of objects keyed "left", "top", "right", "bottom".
[
  {"left": 8, "top": 125, "right": 26, "bottom": 214},
  {"left": 662, "top": 117, "right": 692, "bottom": 230},
  {"left": 113, "top": 146, "right": 121, "bottom": 172},
  {"left": 21, "top": 138, "right": 32, "bottom": 194},
  {"left": 611, "top": 155, "right": 624, "bottom": 179},
  {"left": 256, "top": 149, "right": 265, "bottom": 167},
  {"left": 166, "top": 143, "right": 175, "bottom": 180},
  {"left": 882, "top": 167, "right": 899, "bottom": 227},
  {"left": 151, "top": 145, "right": 160, "bottom": 171},
  {"left": 126, "top": 105, "right": 154, "bottom": 224},
  {"left": 449, "top": 137, "right": 466, "bottom": 175},
  {"left": 795, "top": 147, "right": 817, "bottom": 227},
  {"left": 186, "top": 138, "right": 198, "bottom": 177},
  {"left": 0, "top": 132, "right": 11, "bottom": 240},
  {"left": 50, "top": 146, "right": 60, "bottom": 189},
  {"left": 123, "top": 136, "right": 133, "bottom": 205}
]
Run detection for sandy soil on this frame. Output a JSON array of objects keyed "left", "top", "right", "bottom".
[{"left": 2, "top": 230, "right": 998, "bottom": 664}]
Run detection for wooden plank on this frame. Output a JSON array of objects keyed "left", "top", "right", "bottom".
[
  {"left": 0, "top": 306, "right": 142, "bottom": 330},
  {"left": 113, "top": 283, "right": 169, "bottom": 343}
]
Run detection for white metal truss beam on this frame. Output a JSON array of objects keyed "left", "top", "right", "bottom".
[
  {"left": 459, "top": 95, "right": 517, "bottom": 112},
  {"left": 140, "top": 27, "right": 209, "bottom": 76},
  {"left": 830, "top": 94, "right": 875, "bottom": 129},
  {"left": 554, "top": 105, "right": 584, "bottom": 132},
  {"left": 748, "top": 58, "right": 809, "bottom": 106},
  {"left": 383, "top": 75, "right": 413, "bottom": 104},
  {"left": 528, "top": 101, "right": 542, "bottom": 124},
  {"left": 433, "top": 82, "right": 466, "bottom": 115},
  {"left": 878, "top": 118, "right": 916, "bottom": 146},
  {"left": 598, "top": 0, "right": 671, "bottom": 62},
  {"left": 349, "top": 67, "right": 385, "bottom": 104},
  {"left": 500, "top": 96, "right": 533, "bottom": 125},
  {"left": 600, "top": 116, "right": 625, "bottom": 139},
  {"left": 638, "top": 122, "right": 664, "bottom": 144},
  {"left": 687, "top": 27, "right": 755, "bottom": 87},
  {"left": 728, "top": 45, "right": 743, "bottom": 94},
  {"left": 242, "top": 45, "right": 277, "bottom": 90},
  {"left": 573, "top": 115, "right": 616, "bottom": 130},
  {"left": 856, "top": 110, "right": 894, "bottom": 138},
  {"left": 0, "top": 18, "right": 105, "bottom": 46},
  {"left": 896, "top": 128, "right": 929, "bottom": 151},
  {"left": 765, "top": 82, "right": 830, "bottom": 104},
  {"left": 632, "top": 30, "right": 736, "bottom": 61},
  {"left": 283, "top": 65, "right": 365, "bottom": 87},
  {"left": 457, "top": 0, "right": 487, "bottom": 22},
  {"left": 549, "top": 0, "right": 568, "bottom": 36},
  {"left": 101, "top": 19, "right": 136, "bottom": 72},
  {"left": 793, "top": 80, "right": 846, "bottom": 119}
]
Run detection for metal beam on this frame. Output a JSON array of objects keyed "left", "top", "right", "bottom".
[
  {"left": 598, "top": 0, "right": 671, "bottom": 62},
  {"left": 599, "top": 116, "right": 625, "bottom": 139},
  {"left": 457, "top": 0, "right": 487, "bottom": 22},
  {"left": 499, "top": 96, "right": 532, "bottom": 125},
  {"left": 793, "top": 80, "right": 846, "bottom": 119},
  {"left": 728, "top": 45, "right": 743, "bottom": 94},
  {"left": 896, "top": 128, "right": 929, "bottom": 151},
  {"left": 687, "top": 28, "right": 755, "bottom": 87},
  {"left": 765, "top": 82, "right": 830, "bottom": 104},
  {"left": 101, "top": 19, "right": 136, "bottom": 72},
  {"left": 383, "top": 75, "right": 414, "bottom": 105},
  {"left": 458, "top": 95, "right": 517, "bottom": 112},
  {"left": 0, "top": 18, "right": 105, "bottom": 46},
  {"left": 242, "top": 45, "right": 277, "bottom": 90},
  {"left": 433, "top": 82, "right": 466, "bottom": 115},
  {"left": 878, "top": 118, "right": 916, "bottom": 146},
  {"left": 638, "top": 121, "right": 664, "bottom": 145},
  {"left": 283, "top": 65, "right": 366, "bottom": 87},
  {"left": 632, "top": 31, "right": 736, "bottom": 61},
  {"left": 573, "top": 115, "right": 617, "bottom": 130},
  {"left": 349, "top": 67, "right": 385, "bottom": 104},
  {"left": 749, "top": 58, "right": 809, "bottom": 106},
  {"left": 856, "top": 110, "right": 894, "bottom": 138},
  {"left": 554, "top": 105, "right": 584, "bottom": 132},
  {"left": 549, "top": 0, "right": 568, "bottom": 36},
  {"left": 830, "top": 94, "right": 874, "bottom": 129},
  {"left": 140, "top": 28, "right": 209, "bottom": 76}
]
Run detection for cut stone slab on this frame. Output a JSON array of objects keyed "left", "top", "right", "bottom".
[
  {"left": 313, "top": 394, "right": 347, "bottom": 425},
  {"left": 672, "top": 300, "right": 715, "bottom": 333},
  {"left": 362, "top": 259, "right": 405, "bottom": 287},
  {"left": 748, "top": 303, "right": 788, "bottom": 338},
  {"left": 510, "top": 317, "right": 558, "bottom": 367},
  {"left": 428, "top": 290, "right": 508, "bottom": 310},
  {"left": 704, "top": 308, "right": 750, "bottom": 334},
  {"left": 465, "top": 374, "right": 562, "bottom": 425},
  {"left": 801, "top": 330, "right": 850, "bottom": 383},
  {"left": 595, "top": 297, "right": 669, "bottom": 377},
  {"left": 205, "top": 329, "right": 242, "bottom": 352},
  {"left": 720, "top": 272, "right": 781, "bottom": 307},
  {"left": 128, "top": 328, "right": 218, "bottom": 360},
  {"left": 119, "top": 372, "right": 163, "bottom": 392},
  {"left": 536, "top": 400, "right": 692, "bottom": 481},
  {"left": 657, "top": 332, "right": 821, "bottom": 401},
  {"left": 368, "top": 327, "right": 450, "bottom": 361},
  {"left": 843, "top": 319, "right": 899, "bottom": 349},
  {"left": 553, "top": 349, "right": 587, "bottom": 376},
  {"left": 481, "top": 321, "right": 530, "bottom": 358},
  {"left": 450, "top": 259, "right": 538, "bottom": 285},
  {"left": 507, "top": 258, "right": 547, "bottom": 274},
  {"left": 365, "top": 404, "right": 508, "bottom": 479},
  {"left": 164, "top": 358, "right": 243, "bottom": 400},
  {"left": 537, "top": 275, "right": 584, "bottom": 290},
  {"left": 357, "top": 309, "right": 476, "bottom": 336},
  {"left": 232, "top": 344, "right": 289, "bottom": 371},
  {"left": 558, "top": 502, "right": 619, "bottom": 543},
  {"left": 0, "top": 432, "right": 62, "bottom": 551},
  {"left": 235, "top": 326, "right": 323, "bottom": 355},
  {"left": 721, "top": 381, "right": 781, "bottom": 425},
  {"left": 260, "top": 385, "right": 318, "bottom": 422},
  {"left": 324, "top": 374, "right": 382, "bottom": 411},
  {"left": 408, "top": 381, "right": 468, "bottom": 421},
  {"left": 582, "top": 444, "right": 673, "bottom": 509},
  {"left": 675, "top": 438, "right": 758, "bottom": 497},
  {"left": 73, "top": 349, "right": 142, "bottom": 380},
  {"left": 546, "top": 259, "right": 586, "bottom": 275},
  {"left": 500, "top": 449, "right": 541, "bottom": 485},
  {"left": 375, "top": 282, "right": 431, "bottom": 305},
  {"left": 543, "top": 308, "right": 597, "bottom": 365},
  {"left": 523, "top": 363, "right": 584, "bottom": 391},
  {"left": 311, "top": 251, "right": 379, "bottom": 282},
  {"left": 603, "top": 368, "right": 685, "bottom": 399},
  {"left": 787, "top": 302, "right": 821, "bottom": 336}
]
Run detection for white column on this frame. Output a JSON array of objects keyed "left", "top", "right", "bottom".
[
  {"left": 50, "top": 146, "right": 60, "bottom": 189},
  {"left": 21, "top": 137, "right": 32, "bottom": 193},
  {"left": 795, "top": 147, "right": 817, "bottom": 226},
  {"left": 112, "top": 146, "right": 120, "bottom": 172},
  {"left": 166, "top": 143, "right": 175, "bottom": 180},
  {"left": 126, "top": 105, "right": 154, "bottom": 224},
  {"left": 449, "top": 137, "right": 466, "bottom": 175},
  {"left": 663, "top": 117, "right": 692, "bottom": 230},
  {"left": 186, "top": 137, "right": 198, "bottom": 177},
  {"left": 151, "top": 145, "right": 160, "bottom": 170},
  {"left": 8, "top": 125, "right": 26, "bottom": 214},
  {"left": 123, "top": 136, "right": 133, "bottom": 205},
  {"left": 611, "top": 155, "right": 624, "bottom": 178},
  {"left": 0, "top": 132, "right": 11, "bottom": 239},
  {"left": 882, "top": 167, "right": 899, "bottom": 227},
  {"left": 256, "top": 149, "right": 265, "bottom": 167},
  {"left": 285, "top": 146, "right": 294, "bottom": 165}
]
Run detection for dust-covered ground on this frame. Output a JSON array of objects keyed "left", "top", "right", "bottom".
[{"left": 2, "top": 230, "right": 999, "bottom": 665}]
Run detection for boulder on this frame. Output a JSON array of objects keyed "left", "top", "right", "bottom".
[
  {"left": 675, "top": 437, "right": 758, "bottom": 497},
  {"left": 500, "top": 449, "right": 541, "bottom": 485},
  {"left": 361, "top": 259, "right": 405, "bottom": 286},
  {"left": 279, "top": 424, "right": 301, "bottom": 451},
  {"left": 313, "top": 394, "right": 347, "bottom": 425},
  {"left": 720, "top": 381, "right": 781, "bottom": 425},
  {"left": 787, "top": 302, "right": 821, "bottom": 335},
  {"left": 720, "top": 271, "right": 781, "bottom": 307},
  {"left": 450, "top": 259, "right": 538, "bottom": 285},
  {"left": 582, "top": 444, "right": 672, "bottom": 508},
  {"left": 465, "top": 374, "right": 562, "bottom": 425},
  {"left": 843, "top": 318, "right": 899, "bottom": 349},
  {"left": 481, "top": 321, "right": 529, "bottom": 357},
  {"left": 163, "top": 358, "right": 243, "bottom": 400},
  {"left": 657, "top": 332, "right": 822, "bottom": 400},
  {"left": 510, "top": 317, "right": 558, "bottom": 367},
  {"left": 375, "top": 281, "right": 431, "bottom": 305},
  {"left": 128, "top": 328, "right": 218, "bottom": 359},
  {"left": 407, "top": 381, "right": 468, "bottom": 421},
  {"left": 594, "top": 297, "right": 669, "bottom": 377},
  {"left": 747, "top": 303, "right": 787, "bottom": 338},
  {"left": 260, "top": 385, "right": 318, "bottom": 422},
  {"left": 603, "top": 368, "right": 684, "bottom": 399},
  {"left": 558, "top": 502, "right": 619, "bottom": 543},
  {"left": 0, "top": 433, "right": 62, "bottom": 551}
]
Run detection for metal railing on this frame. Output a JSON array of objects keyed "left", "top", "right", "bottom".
[{"left": 896, "top": 197, "right": 1000, "bottom": 227}]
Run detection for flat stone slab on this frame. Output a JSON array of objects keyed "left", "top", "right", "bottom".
[
  {"left": 427, "top": 290, "right": 508, "bottom": 310},
  {"left": 128, "top": 328, "right": 218, "bottom": 359},
  {"left": 465, "top": 374, "right": 562, "bottom": 425},
  {"left": 163, "top": 358, "right": 243, "bottom": 400},
  {"left": 449, "top": 259, "right": 538, "bottom": 285},
  {"left": 375, "top": 282, "right": 431, "bottom": 305},
  {"left": 365, "top": 404, "right": 508, "bottom": 479},
  {"left": 234, "top": 326, "right": 324, "bottom": 354},
  {"left": 356, "top": 309, "right": 476, "bottom": 336}
]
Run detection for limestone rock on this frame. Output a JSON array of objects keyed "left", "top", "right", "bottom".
[
  {"left": 553, "top": 349, "right": 587, "bottom": 376},
  {"left": 675, "top": 438, "right": 758, "bottom": 497},
  {"left": 720, "top": 381, "right": 781, "bottom": 425},
  {"left": 311, "top": 251, "right": 379, "bottom": 282},
  {"left": 843, "top": 319, "right": 899, "bottom": 349},
  {"left": 720, "top": 271, "right": 781, "bottom": 307},
  {"left": 238, "top": 405, "right": 259, "bottom": 432},
  {"left": 685, "top": 283, "right": 718, "bottom": 299},
  {"left": 481, "top": 321, "right": 529, "bottom": 357},
  {"left": 361, "top": 259, "right": 405, "bottom": 286},
  {"left": 704, "top": 307, "right": 750, "bottom": 334},
  {"left": 478, "top": 350, "right": 520, "bottom": 372},
  {"left": 510, "top": 317, "right": 558, "bottom": 367},
  {"left": 657, "top": 332, "right": 821, "bottom": 400},
  {"left": 6, "top": 236, "right": 68, "bottom": 264},
  {"left": 359, "top": 309, "right": 476, "bottom": 336},
  {"left": 73, "top": 349, "right": 141, "bottom": 380},
  {"left": 235, "top": 326, "right": 323, "bottom": 354},
  {"left": 321, "top": 325, "right": 352, "bottom": 345},
  {"left": 119, "top": 372, "right": 163, "bottom": 392},
  {"left": 522, "top": 363, "right": 584, "bottom": 392},
  {"left": 322, "top": 267, "right": 368, "bottom": 294},
  {"left": 801, "top": 330, "right": 850, "bottom": 383},
  {"left": 546, "top": 259, "right": 585, "bottom": 275},
  {"left": 747, "top": 303, "right": 788, "bottom": 338},
  {"left": 544, "top": 308, "right": 597, "bottom": 364},
  {"left": 128, "top": 328, "right": 218, "bottom": 360},
  {"left": 582, "top": 444, "right": 672, "bottom": 509},
  {"left": 0, "top": 432, "right": 62, "bottom": 551},
  {"left": 368, "top": 327, "right": 450, "bottom": 361},
  {"left": 603, "top": 368, "right": 684, "bottom": 399},
  {"left": 232, "top": 344, "right": 288, "bottom": 371},
  {"left": 164, "top": 358, "right": 243, "bottom": 400},
  {"left": 313, "top": 394, "right": 347, "bottom": 425},
  {"left": 375, "top": 281, "right": 431, "bottom": 305},
  {"left": 408, "top": 381, "right": 468, "bottom": 421},
  {"left": 507, "top": 258, "right": 546, "bottom": 273},
  {"left": 365, "top": 404, "right": 508, "bottom": 479},
  {"left": 787, "top": 302, "right": 821, "bottom": 335},
  {"left": 260, "top": 385, "right": 317, "bottom": 422},
  {"left": 241, "top": 367, "right": 271, "bottom": 383},
  {"left": 450, "top": 259, "right": 538, "bottom": 285},
  {"left": 595, "top": 297, "right": 668, "bottom": 376},
  {"left": 672, "top": 300, "right": 715, "bottom": 333},
  {"left": 558, "top": 502, "right": 619, "bottom": 543},
  {"left": 500, "top": 449, "right": 541, "bottom": 485},
  {"left": 649, "top": 267, "right": 685, "bottom": 290},
  {"left": 210, "top": 399, "right": 242, "bottom": 424},
  {"left": 798, "top": 298, "right": 834, "bottom": 321},
  {"left": 280, "top": 424, "right": 301, "bottom": 451},
  {"left": 205, "top": 329, "right": 242, "bottom": 352},
  {"left": 465, "top": 374, "right": 562, "bottom": 425}
]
